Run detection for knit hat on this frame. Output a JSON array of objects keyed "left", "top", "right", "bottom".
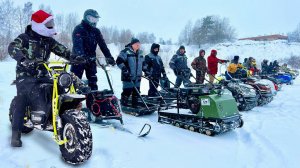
[
  {"left": 179, "top": 45, "right": 185, "bottom": 50},
  {"left": 130, "top": 38, "right": 140, "bottom": 45},
  {"left": 31, "top": 10, "right": 56, "bottom": 37}
]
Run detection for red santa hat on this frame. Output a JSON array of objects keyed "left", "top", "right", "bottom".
[{"left": 31, "top": 10, "right": 56, "bottom": 37}]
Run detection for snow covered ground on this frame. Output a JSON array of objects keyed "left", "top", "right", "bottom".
[{"left": 1, "top": 59, "right": 300, "bottom": 168}]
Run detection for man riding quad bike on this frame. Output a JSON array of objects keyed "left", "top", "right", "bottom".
[{"left": 8, "top": 10, "right": 92, "bottom": 164}]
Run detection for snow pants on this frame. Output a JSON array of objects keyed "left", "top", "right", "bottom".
[{"left": 71, "top": 61, "right": 98, "bottom": 90}]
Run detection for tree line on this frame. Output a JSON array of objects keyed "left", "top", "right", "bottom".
[{"left": 178, "top": 15, "right": 236, "bottom": 46}]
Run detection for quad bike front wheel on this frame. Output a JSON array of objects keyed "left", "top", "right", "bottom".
[
  {"left": 59, "top": 109, "right": 93, "bottom": 165},
  {"left": 9, "top": 96, "right": 33, "bottom": 134}
]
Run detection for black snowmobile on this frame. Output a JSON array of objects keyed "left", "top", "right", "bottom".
[
  {"left": 240, "top": 77, "right": 273, "bottom": 106},
  {"left": 217, "top": 77, "right": 258, "bottom": 111}
]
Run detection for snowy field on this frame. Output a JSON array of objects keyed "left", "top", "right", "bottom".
[{"left": 0, "top": 58, "right": 300, "bottom": 168}]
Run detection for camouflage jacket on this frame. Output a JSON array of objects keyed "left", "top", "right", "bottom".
[
  {"left": 8, "top": 26, "right": 71, "bottom": 79},
  {"left": 191, "top": 56, "right": 207, "bottom": 73}
]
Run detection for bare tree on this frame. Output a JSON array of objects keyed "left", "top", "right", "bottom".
[{"left": 288, "top": 23, "right": 300, "bottom": 42}]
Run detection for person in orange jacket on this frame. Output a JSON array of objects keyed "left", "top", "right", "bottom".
[{"left": 226, "top": 56, "right": 244, "bottom": 80}]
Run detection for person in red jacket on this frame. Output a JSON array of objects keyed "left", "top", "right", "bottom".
[{"left": 207, "top": 49, "right": 228, "bottom": 83}]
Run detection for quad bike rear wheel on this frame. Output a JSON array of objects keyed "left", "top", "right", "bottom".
[
  {"left": 9, "top": 96, "right": 33, "bottom": 134},
  {"left": 59, "top": 110, "right": 93, "bottom": 164}
]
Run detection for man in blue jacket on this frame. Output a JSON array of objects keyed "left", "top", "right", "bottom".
[
  {"left": 71, "top": 9, "right": 115, "bottom": 91},
  {"left": 116, "top": 38, "right": 143, "bottom": 108},
  {"left": 169, "top": 46, "right": 191, "bottom": 87}
]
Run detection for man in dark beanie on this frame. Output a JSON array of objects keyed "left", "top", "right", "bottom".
[
  {"left": 143, "top": 43, "right": 167, "bottom": 96},
  {"left": 191, "top": 49, "right": 207, "bottom": 84},
  {"left": 169, "top": 45, "right": 191, "bottom": 87},
  {"left": 71, "top": 9, "right": 115, "bottom": 91},
  {"left": 116, "top": 38, "right": 144, "bottom": 108}
]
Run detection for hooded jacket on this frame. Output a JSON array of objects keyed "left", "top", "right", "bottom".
[
  {"left": 207, "top": 50, "right": 226, "bottom": 75},
  {"left": 169, "top": 49, "right": 189, "bottom": 73},
  {"left": 143, "top": 43, "right": 166, "bottom": 78}
]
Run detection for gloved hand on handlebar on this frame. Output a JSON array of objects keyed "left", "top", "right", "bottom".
[
  {"left": 20, "top": 58, "right": 36, "bottom": 67},
  {"left": 71, "top": 56, "right": 86, "bottom": 64},
  {"left": 162, "top": 73, "right": 167, "bottom": 79},
  {"left": 106, "top": 57, "right": 116, "bottom": 66}
]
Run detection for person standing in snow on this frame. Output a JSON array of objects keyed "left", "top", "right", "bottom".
[
  {"left": 8, "top": 10, "right": 73, "bottom": 147},
  {"left": 169, "top": 46, "right": 191, "bottom": 87},
  {"left": 116, "top": 38, "right": 144, "bottom": 108},
  {"left": 191, "top": 49, "right": 207, "bottom": 84},
  {"left": 143, "top": 43, "right": 167, "bottom": 96},
  {"left": 207, "top": 49, "right": 228, "bottom": 83},
  {"left": 71, "top": 9, "right": 115, "bottom": 91}
]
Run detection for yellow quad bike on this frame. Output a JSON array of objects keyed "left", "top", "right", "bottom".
[{"left": 9, "top": 61, "right": 92, "bottom": 164}]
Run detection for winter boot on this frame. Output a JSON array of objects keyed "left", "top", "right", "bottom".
[
  {"left": 11, "top": 130, "right": 22, "bottom": 147},
  {"left": 120, "top": 95, "right": 129, "bottom": 107},
  {"left": 131, "top": 96, "right": 138, "bottom": 108}
]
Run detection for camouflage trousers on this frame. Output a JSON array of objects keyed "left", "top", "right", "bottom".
[{"left": 196, "top": 71, "right": 206, "bottom": 84}]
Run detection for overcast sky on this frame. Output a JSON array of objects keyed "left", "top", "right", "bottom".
[{"left": 15, "top": 0, "right": 300, "bottom": 42}]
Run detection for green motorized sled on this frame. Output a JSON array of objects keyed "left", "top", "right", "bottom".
[{"left": 158, "top": 85, "right": 243, "bottom": 136}]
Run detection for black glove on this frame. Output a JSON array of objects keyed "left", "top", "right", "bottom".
[
  {"left": 20, "top": 58, "right": 36, "bottom": 67},
  {"left": 144, "top": 71, "right": 151, "bottom": 77},
  {"left": 162, "top": 73, "right": 167, "bottom": 78},
  {"left": 174, "top": 69, "right": 178, "bottom": 76},
  {"left": 122, "top": 67, "right": 131, "bottom": 77},
  {"left": 106, "top": 57, "right": 116, "bottom": 66},
  {"left": 72, "top": 56, "right": 86, "bottom": 64}
]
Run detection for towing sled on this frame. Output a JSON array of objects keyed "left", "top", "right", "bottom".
[{"left": 82, "top": 60, "right": 123, "bottom": 124}]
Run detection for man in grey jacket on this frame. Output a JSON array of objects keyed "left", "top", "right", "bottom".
[
  {"left": 116, "top": 38, "right": 144, "bottom": 108},
  {"left": 169, "top": 46, "right": 191, "bottom": 87}
]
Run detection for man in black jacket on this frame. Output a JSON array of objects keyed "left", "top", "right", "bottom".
[
  {"left": 8, "top": 10, "right": 72, "bottom": 147},
  {"left": 71, "top": 9, "right": 115, "bottom": 90},
  {"left": 143, "top": 43, "right": 167, "bottom": 96}
]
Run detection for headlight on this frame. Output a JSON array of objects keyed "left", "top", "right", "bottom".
[{"left": 58, "top": 73, "right": 72, "bottom": 88}]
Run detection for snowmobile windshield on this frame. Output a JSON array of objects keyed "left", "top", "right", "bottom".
[
  {"left": 87, "top": 15, "right": 99, "bottom": 24},
  {"left": 45, "top": 19, "right": 55, "bottom": 29}
]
